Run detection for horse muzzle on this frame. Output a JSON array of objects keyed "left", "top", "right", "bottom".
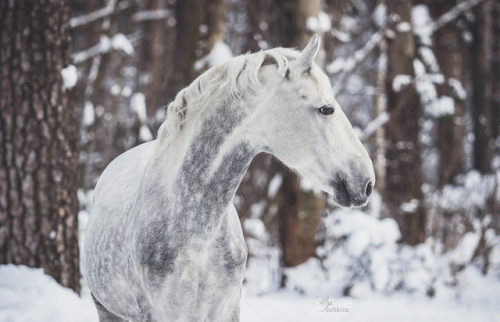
[{"left": 330, "top": 175, "right": 373, "bottom": 208}]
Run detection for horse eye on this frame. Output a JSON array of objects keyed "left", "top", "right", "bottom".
[{"left": 318, "top": 105, "right": 334, "bottom": 115}]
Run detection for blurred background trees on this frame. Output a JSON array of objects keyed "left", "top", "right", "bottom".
[{"left": 1, "top": 0, "right": 499, "bottom": 294}]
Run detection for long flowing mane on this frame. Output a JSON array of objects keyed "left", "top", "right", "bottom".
[{"left": 157, "top": 47, "right": 301, "bottom": 145}]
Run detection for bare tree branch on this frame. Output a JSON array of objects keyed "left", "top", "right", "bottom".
[
  {"left": 73, "top": 41, "right": 105, "bottom": 64},
  {"left": 431, "top": 0, "right": 485, "bottom": 32},
  {"left": 331, "top": 27, "right": 386, "bottom": 96},
  {"left": 69, "top": 0, "right": 116, "bottom": 29},
  {"left": 359, "top": 111, "right": 390, "bottom": 142},
  {"left": 133, "top": 10, "right": 171, "bottom": 22}
]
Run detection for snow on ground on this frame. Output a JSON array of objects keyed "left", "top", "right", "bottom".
[
  {"left": 1, "top": 263, "right": 499, "bottom": 322},
  {"left": 0, "top": 265, "right": 97, "bottom": 322},
  {"left": 2, "top": 179, "right": 499, "bottom": 321}
]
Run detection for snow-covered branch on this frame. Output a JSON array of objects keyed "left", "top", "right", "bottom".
[
  {"left": 330, "top": 27, "right": 386, "bottom": 96},
  {"left": 69, "top": 0, "right": 116, "bottom": 29},
  {"left": 73, "top": 33, "right": 134, "bottom": 64},
  {"left": 133, "top": 10, "right": 171, "bottom": 22},
  {"left": 431, "top": 0, "right": 485, "bottom": 32},
  {"left": 359, "top": 111, "right": 390, "bottom": 142},
  {"left": 73, "top": 41, "right": 103, "bottom": 64}
]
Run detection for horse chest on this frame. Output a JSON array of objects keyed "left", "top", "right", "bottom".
[
  {"left": 135, "top": 213, "right": 247, "bottom": 284},
  {"left": 136, "top": 228, "right": 247, "bottom": 320}
]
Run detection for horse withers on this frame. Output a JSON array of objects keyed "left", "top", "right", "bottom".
[{"left": 82, "top": 34, "right": 375, "bottom": 321}]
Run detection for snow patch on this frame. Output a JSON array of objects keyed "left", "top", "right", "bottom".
[
  {"left": 451, "top": 232, "right": 480, "bottom": 265},
  {"left": 392, "top": 74, "right": 412, "bottom": 92},
  {"left": 267, "top": 174, "right": 282, "bottom": 199},
  {"left": 448, "top": 77, "right": 467, "bottom": 100},
  {"left": 131, "top": 92, "right": 147, "bottom": 123},
  {"left": 111, "top": 33, "right": 134, "bottom": 55},
  {"left": 396, "top": 21, "right": 411, "bottom": 32},
  {"left": 61, "top": 65, "right": 78, "bottom": 89},
  {"left": 418, "top": 46, "right": 439, "bottom": 73},
  {"left": 121, "top": 86, "right": 132, "bottom": 97},
  {"left": 99, "top": 34, "right": 111, "bottom": 52},
  {"left": 428, "top": 96, "right": 455, "bottom": 117},
  {"left": 412, "top": 5, "right": 433, "bottom": 46},
  {"left": 82, "top": 101, "right": 95, "bottom": 127},
  {"left": 326, "top": 57, "right": 345, "bottom": 74},
  {"left": 306, "top": 11, "right": 331, "bottom": 33},
  {"left": 194, "top": 41, "right": 233, "bottom": 70},
  {"left": 244, "top": 218, "right": 267, "bottom": 241},
  {"left": 401, "top": 199, "right": 419, "bottom": 213},
  {"left": 139, "top": 125, "right": 153, "bottom": 142},
  {"left": 0, "top": 265, "right": 97, "bottom": 322},
  {"left": 372, "top": 3, "right": 387, "bottom": 28}
]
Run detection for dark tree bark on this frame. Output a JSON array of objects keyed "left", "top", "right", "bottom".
[
  {"left": 0, "top": 0, "right": 80, "bottom": 292},
  {"left": 169, "top": 0, "right": 205, "bottom": 96},
  {"left": 276, "top": 172, "right": 325, "bottom": 268},
  {"left": 138, "top": 0, "right": 172, "bottom": 116},
  {"left": 205, "top": 0, "right": 226, "bottom": 50},
  {"left": 384, "top": 0, "right": 426, "bottom": 245},
  {"left": 431, "top": 0, "right": 467, "bottom": 186},
  {"left": 470, "top": 0, "right": 493, "bottom": 174},
  {"left": 491, "top": 1, "right": 500, "bottom": 142},
  {"left": 324, "top": 0, "right": 348, "bottom": 65}
]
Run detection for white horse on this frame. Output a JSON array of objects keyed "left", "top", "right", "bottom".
[{"left": 82, "top": 35, "right": 375, "bottom": 321}]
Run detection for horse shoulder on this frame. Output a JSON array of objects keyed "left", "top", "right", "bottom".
[{"left": 94, "top": 141, "right": 157, "bottom": 202}]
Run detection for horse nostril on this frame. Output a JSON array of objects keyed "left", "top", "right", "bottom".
[{"left": 365, "top": 181, "right": 373, "bottom": 197}]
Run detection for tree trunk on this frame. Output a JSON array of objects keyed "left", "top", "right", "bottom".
[
  {"left": 384, "top": 0, "right": 426, "bottom": 245},
  {"left": 374, "top": 38, "right": 388, "bottom": 191},
  {"left": 491, "top": 1, "right": 500, "bottom": 142},
  {"left": 277, "top": 171, "right": 325, "bottom": 269},
  {"left": 169, "top": 0, "right": 204, "bottom": 96},
  {"left": 470, "top": 0, "right": 493, "bottom": 174},
  {"left": 431, "top": 0, "right": 467, "bottom": 186},
  {"left": 139, "top": 0, "right": 172, "bottom": 116},
  {"left": 0, "top": 0, "right": 80, "bottom": 292},
  {"left": 205, "top": 0, "right": 226, "bottom": 50}
]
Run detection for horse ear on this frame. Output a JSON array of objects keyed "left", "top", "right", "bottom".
[{"left": 294, "top": 34, "right": 321, "bottom": 71}]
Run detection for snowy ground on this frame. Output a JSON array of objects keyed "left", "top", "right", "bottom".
[
  {"left": 1, "top": 263, "right": 499, "bottom": 322},
  {"left": 2, "top": 182, "right": 499, "bottom": 321}
]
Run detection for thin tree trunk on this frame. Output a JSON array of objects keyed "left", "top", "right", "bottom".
[
  {"left": 431, "top": 0, "right": 467, "bottom": 186},
  {"left": 491, "top": 1, "right": 500, "bottom": 142},
  {"left": 206, "top": 0, "right": 226, "bottom": 50},
  {"left": 139, "top": 0, "right": 171, "bottom": 116},
  {"left": 0, "top": 0, "right": 80, "bottom": 292},
  {"left": 277, "top": 172, "right": 325, "bottom": 269},
  {"left": 170, "top": 0, "right": 204, "bottom": 96},
  {"left": 374, "top": 38, "right": 387, "bottom": 191},
  {"left": 384, "top": 0, "right": 426, "bottom": 245},
  {"left": 470, "top": 0, "right": 493, "bottom": 174}
]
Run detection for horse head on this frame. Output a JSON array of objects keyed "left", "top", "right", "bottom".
[{"left": 253, "top": 35, "right": 375, "bottom": 207}]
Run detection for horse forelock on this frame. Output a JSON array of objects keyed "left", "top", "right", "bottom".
[{"left": 157, "top": 47, "right": 302, "bottom": 145}]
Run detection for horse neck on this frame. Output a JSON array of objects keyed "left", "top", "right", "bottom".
[{"left": 161, "top": 94, "right": 259, "bottom": 230}]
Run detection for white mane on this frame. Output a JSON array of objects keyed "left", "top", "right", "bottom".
[{"left": 157, "top": 47, "right": 302, "bottom": 145}]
